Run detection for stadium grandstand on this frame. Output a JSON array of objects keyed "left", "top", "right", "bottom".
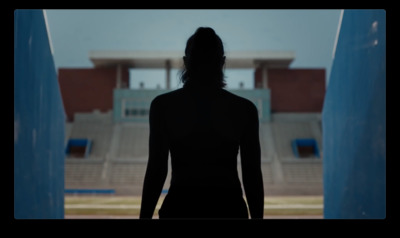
[{"left": 60, "top": 50, "right": 325, "bottom": 196}]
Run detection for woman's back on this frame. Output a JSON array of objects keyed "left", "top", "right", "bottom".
[
  {"left": 147, "top": 87, "right": 262, "bottom": 219},
  {"left": 159, "top": 87, "right": 253, "bottom": 188},
  {"left": 140, "top": 27, "right": 264, "bottom": 219}
]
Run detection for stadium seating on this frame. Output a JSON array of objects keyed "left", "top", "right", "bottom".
[{"left": 65, "top": 112, "right": 323, "bottom": 195}]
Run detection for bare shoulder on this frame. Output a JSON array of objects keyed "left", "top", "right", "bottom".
[
  {"left": 151, "top": 88, "right": 185, "bottom": 106},
  {"left": 220, "top": 89, "right": 258, "bottom": 113}
]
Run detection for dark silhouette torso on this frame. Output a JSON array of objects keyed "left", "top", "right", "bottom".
[{"left": 150, "top": 86, "right": 258, "bottom": 219}]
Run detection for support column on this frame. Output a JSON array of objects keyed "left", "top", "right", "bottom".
[
  {"left": 165, "top": 60, "right": 171, "bottom": 90},
  {"left": 116, "top": 64, "right": 122, "bottom": 89},
  {"left": 262, "top": 65, "right": 268, "bottom": 89}
]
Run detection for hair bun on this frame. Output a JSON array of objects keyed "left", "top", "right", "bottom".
[
  {"left": 195, "top": 27, "right": 216, "bottom": 36},
  {"left": 189, "top": 27, "right": 221, "bottom": 56},
  {"left": 194, "top": 27, "right": 217, "bottom": 42}
]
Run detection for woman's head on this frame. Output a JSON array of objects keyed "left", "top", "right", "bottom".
[{"left": 181, "top": 27, "right": 226, "bottom": 89}]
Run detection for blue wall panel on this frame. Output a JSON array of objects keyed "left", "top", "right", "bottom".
[
  {"left": 322, "top": 10, "right": 386, "bottom": 219},
  {"left": 14, "top": 10, "right": 65, "bottom": 219}
]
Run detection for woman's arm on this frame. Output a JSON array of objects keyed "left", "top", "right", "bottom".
[
  {"left": 240, "top": 102, "right": 264, "bottom": 219},
  {"left": 140, "top": 97, "right": 169, "bottom": 219}
]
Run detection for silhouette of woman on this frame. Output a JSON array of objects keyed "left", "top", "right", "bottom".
[{"left": 140, "top": 27, "right": 264, "bottom": 219}]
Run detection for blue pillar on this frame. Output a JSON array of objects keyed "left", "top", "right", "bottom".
[
  {"left": 322, "top": 10, "right": 386, "bottom": 219},
  {"left": 14, "top": 10, "right": 65, "bottom": 219}
]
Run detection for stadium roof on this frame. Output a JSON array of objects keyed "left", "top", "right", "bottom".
[{"left": 89, "top": 50, "right": 295, "bottom": 69}]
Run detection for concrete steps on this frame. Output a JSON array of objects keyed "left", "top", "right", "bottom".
[{"left": 65, "top": 112, "right": 323, "bottom": 195}]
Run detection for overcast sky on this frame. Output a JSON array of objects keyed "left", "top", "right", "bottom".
[{"left": 45, "top": 9, "right": 341, "bottom": 89}]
